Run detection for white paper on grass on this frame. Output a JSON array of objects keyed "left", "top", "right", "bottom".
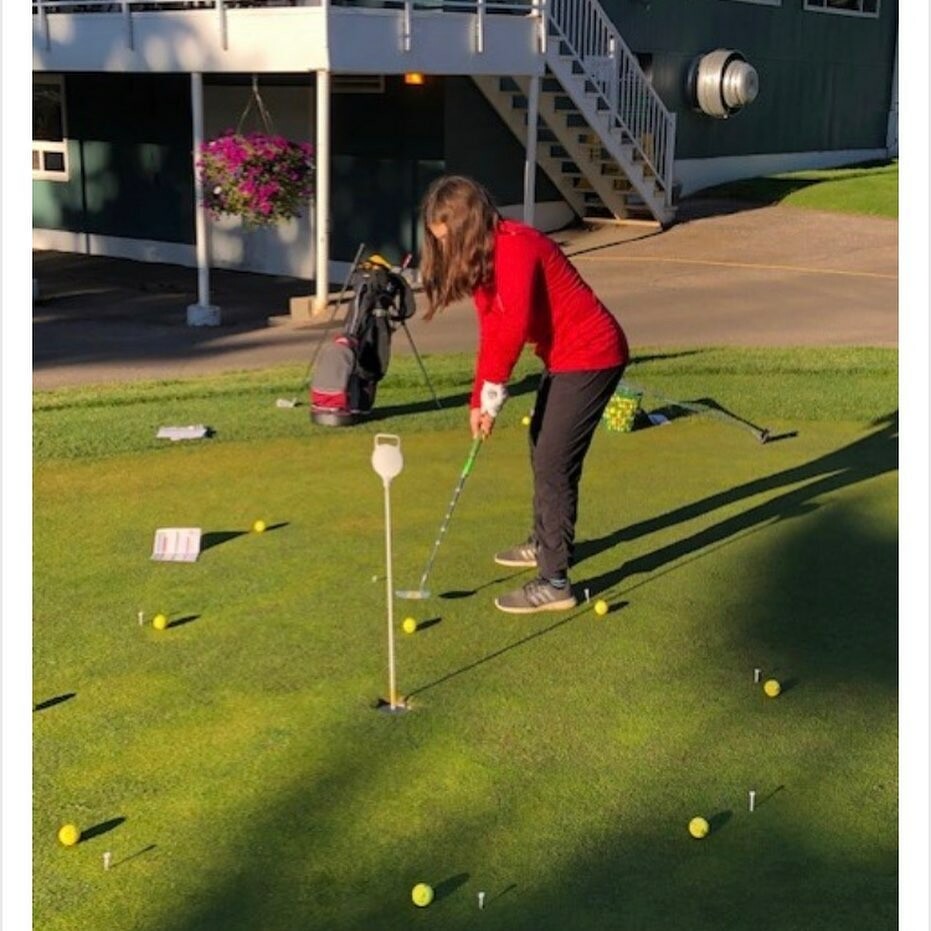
[
  {"left": 156, "top": 425, "right": 209, "bottom": 441},
  {"left": 151, "top": 528, "right": 202, "bottom": 563}
]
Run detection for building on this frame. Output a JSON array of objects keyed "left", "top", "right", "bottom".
[{"left": 32, "top": 0, "right": 898, "bottom": 318}]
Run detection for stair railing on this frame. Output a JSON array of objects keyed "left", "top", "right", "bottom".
[{"left": 544, "top": 0, "right": 675, "bottom": 205}]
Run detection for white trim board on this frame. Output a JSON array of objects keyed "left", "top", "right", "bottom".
[{"left": 675, "top": 148, "right": 892, "bottom": 197}]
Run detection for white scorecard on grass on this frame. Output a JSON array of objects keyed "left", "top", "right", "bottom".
[{"left": 151, "top": 528, "right": 202, "bottom": 563}]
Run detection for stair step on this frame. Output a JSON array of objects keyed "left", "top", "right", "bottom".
[
  {"left": 499, "top": 77, "right": 521, "bottom": 94},
  {"left": 549, "top": 144, "right": 570, "bottom": 159}
]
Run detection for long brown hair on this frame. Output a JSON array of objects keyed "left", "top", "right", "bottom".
[{"left": 419, "top": 175, "right": 500, "bottom": 319}]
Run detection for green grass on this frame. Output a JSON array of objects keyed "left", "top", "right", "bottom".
[
  {"left": 34, "top": 346, "right": 897, "bottom": 462},
  {"left": 34, "top": 349, "right": 898, "bottom": 930},
  {"left": 703, "top": 160, "right": 898, "bottom": 218}
]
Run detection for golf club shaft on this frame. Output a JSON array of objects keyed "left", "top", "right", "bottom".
[
  {"left": 400, "top": 321, "right": 442, "bottom": 409},
  {"left": 622, "top": 379, "right": 770, "bottom": 443},
  {"left": 415, "top": 437, "right": 483, "bottom": 591}
]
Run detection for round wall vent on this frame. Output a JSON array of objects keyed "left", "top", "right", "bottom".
[{"left": 687, "top": 49, "right": 759, "bottom": 119}]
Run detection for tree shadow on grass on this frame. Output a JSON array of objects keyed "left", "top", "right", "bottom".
[{"left": 575, "top": 412, "right": 896, "bottom": 575}]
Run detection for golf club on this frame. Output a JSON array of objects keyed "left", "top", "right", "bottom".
[
  {"left": 621, "top": 378, "right": 772, "bottom": 443},
  {"left": 396, "top": 435, "right": 483, "bottom": 600},
  {"left": 302, "top": 241, "right": 366, "bottom": 386}
]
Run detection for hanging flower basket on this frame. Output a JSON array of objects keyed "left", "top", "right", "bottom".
[{"left": 196, "top": 131, "right": 315, "bottom": 228}]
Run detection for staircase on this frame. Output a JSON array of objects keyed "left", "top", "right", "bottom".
[{"left": 473, "top": 0, "right": 677, "bottom": 226}]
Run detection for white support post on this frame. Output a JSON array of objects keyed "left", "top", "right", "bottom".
[
  {"left": 216, "top": 0, "right": 228, "bottom": 51},
  {"left": 476, "top": 0, "right": 485, "bottom": 54},
  {"left": 523, "top": 74, "right": 540, "bottom": 228},
  {"left": 535, "top": 0, "right": 547, "bottom": 55},
  {"left": 186, "top": 72, "right": 220, "bottom": 327},
  {"left": 402, "top": 1, "right": 412, "bottom": 53},
  {"left": 121, "top": 0, "right": 134, "bottom": 51},
  {"left": 39, "top": 0, "right": 50, "bottom": 51},
  {"left": 314, "top": 68, "right": 331, "bottom": 316}
]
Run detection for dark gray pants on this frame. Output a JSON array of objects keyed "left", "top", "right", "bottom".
[{"left": 529, "top": 366, "right": 624, "bottom": 579}]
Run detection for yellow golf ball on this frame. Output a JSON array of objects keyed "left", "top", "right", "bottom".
[
  {"left": 152, "top": 613, "right": 168, "bottom": 631},
  {"left": 402, "top": 617, "right": 417, "bottom": 634},
  {"left": 688, "top": 816, "right": 710, "bottom": 839},
  {"left": 252, "top": 519, "right": 267, "bottom": 534},
  {"left": 58, "top": 823, "right": 81, "bottom": 847},
  {"left": 763, "top": 678, "right": 781, "bottom": 698},
  {"left": 411, "top": 883, "right": 434, "bottom": 907},
  {"left": 594, "top": 599, "right": 609, "bottom": 616},
  {"left": 521, "top": 415, "right": 531, "bottom": 426}
]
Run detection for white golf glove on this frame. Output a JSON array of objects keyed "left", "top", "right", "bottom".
[{"left": 480, "top": 381, "right": 508, "bottom": 418}]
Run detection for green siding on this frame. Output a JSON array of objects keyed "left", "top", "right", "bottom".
[
  {"left": 329, "top": 75, "right": 560, "bottom": 262},
  {"left": 33, "top": 73, "right": 194, "bottom": 242},
  {"left": 600, "top": 0, "right": 897, "bottom": 158},
  {"left": 330, "top": 75, "right": 446, "bottom": 261}
]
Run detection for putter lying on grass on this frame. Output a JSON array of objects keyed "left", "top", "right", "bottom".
[
  {"left": 396, "top": 436, "right": 483, "bottom": 601},
  {"left": 621, "top": 378, "right": 774, "bottom": 443}
]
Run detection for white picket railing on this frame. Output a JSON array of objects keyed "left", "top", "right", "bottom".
[{"left": 545, "top": 0, "right": 675, "bottom": 203}]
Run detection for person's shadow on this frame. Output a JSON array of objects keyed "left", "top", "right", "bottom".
[{"left": 575, "top": 412, "right": 897, "bottom": 595}]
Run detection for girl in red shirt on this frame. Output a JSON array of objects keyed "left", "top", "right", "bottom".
[{"left": 420, "top": 175, "right": 628, "bottom": 613}]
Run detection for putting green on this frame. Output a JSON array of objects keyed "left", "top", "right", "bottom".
[{"left": 33, "top": 359, "right": 897, "bottom": 931}]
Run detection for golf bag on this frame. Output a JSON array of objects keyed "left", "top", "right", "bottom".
[{"left": 310, "top": 258, "right": 416, "bottom": 426}]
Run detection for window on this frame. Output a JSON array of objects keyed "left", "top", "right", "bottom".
[
  {"left": 804, "top": 0, "right": 880, "bottom": 17},
  {"left": 33, "top": 75, "right": 69, "bottom": 181}
]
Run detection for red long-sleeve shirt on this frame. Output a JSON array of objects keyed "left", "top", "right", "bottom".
[{"left": 470, "top": 219, "right": 629, "bottom": 408}]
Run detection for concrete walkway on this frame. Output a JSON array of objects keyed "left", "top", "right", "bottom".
[{"left": 32, "top": 199, "right": 897, "bottom": 391}]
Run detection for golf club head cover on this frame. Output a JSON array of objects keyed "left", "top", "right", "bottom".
[{"left": 480, "top": 381, "right": 508, "bottom": 418}]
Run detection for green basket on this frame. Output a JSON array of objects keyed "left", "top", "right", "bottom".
[{"left": 603, "top": 385, "right": 643, "bottom": 433}]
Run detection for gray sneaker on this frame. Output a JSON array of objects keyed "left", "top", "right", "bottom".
[
  {"left": 495, "top": 578, "right": 578, "bottom": 614},
  {"left": 494, "top": 540, "right": 538, "bottom": 568}
]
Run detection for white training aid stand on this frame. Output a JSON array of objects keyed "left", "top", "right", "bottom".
[
  {"left": 371, "top": 434, "right": 407, "bottom": 713},
  {"left": 151, "top": 528, "right": 203, "bottom": 563}
]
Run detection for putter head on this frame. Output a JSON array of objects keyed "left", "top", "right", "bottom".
[{"left": 395, "top": 589, "right": 430, "bottom": 601}]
